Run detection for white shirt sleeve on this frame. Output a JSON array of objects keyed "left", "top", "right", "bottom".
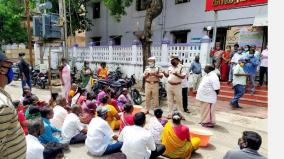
[
  {"left": 180, "top": 66, "right": 186, "bottom": 76},
  {"left": 103, "top": 122, "right": 114, "bottom": 138},
  {"left": 146, "top": 134, "right": 156, "bottom": 151},
  {"left": 212, "top": 74, "right": 220, "bottom": 91},
  {"left": 76, "top": 119, "right": 84, "bottom": 131},
  {"left": 118, "top": 129, "right": 124, "bottom": 142}
]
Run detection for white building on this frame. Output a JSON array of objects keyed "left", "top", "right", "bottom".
[{"left": 85, "top": 0, "right": 267, "bottom": 50}]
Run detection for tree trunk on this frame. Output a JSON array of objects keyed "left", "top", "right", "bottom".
[{"left": 134, "top": 0, "right": 163, "bottom": 89}]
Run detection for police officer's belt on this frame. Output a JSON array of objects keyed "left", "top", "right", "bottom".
[
  {"left": 168, "top": 81, "right": 181, "bottom": 85},
  {"left": 145, "top": 81, "right": 159, "bottom": 84}
]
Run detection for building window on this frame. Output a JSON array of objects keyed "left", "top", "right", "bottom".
[
  {"left": 136, "top": 0, "right": 146, "bottom": 11},
  {"left": 110, "top": 36, "right": 122, "bottom": 45},
  {"left": 91, "top": 37, "right": 101, "bottom": 46},
  {"left": 93, "top": 2, "right": 100, "bottom": 19},
  {"left": 175, "top": 0, "right": 190, "bottom": 4},
  {"left": 171, "top": 30, "right": 190, "bottom": 44}
]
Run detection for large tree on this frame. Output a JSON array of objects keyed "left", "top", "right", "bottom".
[
  {"left": 103, "top": 0, "right": 163, "bottom": 72},
  {"left": 0, "top": 0, "right": 27, "bottom": 45}
]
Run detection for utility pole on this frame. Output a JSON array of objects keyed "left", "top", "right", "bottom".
[
  {"left": 58, "top": 0, "right": 67, "bottom": 58},
  {"left": 25, "top": 0, "right": 33, "bottom": 66},
  {"left": 212, "top": 11, "right": 218, "bottom": 49},
  {"left": 63, "top": 0, "right": 69, "bottom": 59}
]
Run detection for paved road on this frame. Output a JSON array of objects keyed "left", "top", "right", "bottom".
[{"left": 5, "top": 81, "right": 267, "bottom": 159}]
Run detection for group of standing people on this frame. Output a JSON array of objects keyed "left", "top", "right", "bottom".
[
  {"left": 143, "top": 54, "right": 220, "bottom": 128},
  {"left": 59, "top": 59, "right": 109, "bottom": 100},
  {"left": 210, "top": 43, "right": 268, "bottom": 109},
  {"left": 211, "top": 43, "right": 268, "bottom": 88}
]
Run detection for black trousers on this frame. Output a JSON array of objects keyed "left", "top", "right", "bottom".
[
  {"left": 182, "top": 87, "right": 189, "bottom": 111},
  {"left": 69, "top": 132, "right": 87, "bottom": 144},
  {"left": 149, "top": 144, "right": 166, "bottom": 159},
  {"left": 259, "top": 66, "right": 268, "bottom": 86}
]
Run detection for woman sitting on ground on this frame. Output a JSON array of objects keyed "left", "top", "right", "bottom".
[
  {"left": 119, "top": 103, "right": 134, "bottom": 133},
  {"left": 81, "top": 92, "right": 96, "bottom": 112},
  {"left": 80, "top": 102, "right": 96, "bottom": 125},
  {"left": 117, "top": 88, "right": 132, "bottom": 112},
  {"left": 96, "top": 85, "right": 109, "bottom": 106},
  {"left": 161, "top": 111, "right": 201, "bottom": 159},
  {"left": 13, "top": 100, "right": 28, "bottom": 135},
  {"left": 76, "top": 88, "right": 88, "bottom": 106},
  {"left": 100, "top": 96, "right": 120, "bottom": 130},
  {"left": 48, "top": 92, "right": 59, "bottom": 108},
  {"left": 108, "top": 89, "right": 120, "bottom": 112},
  {"left": 71, "top": 87, "right": 82, "bottom": 106},
  {"left": 68, "top": 84, "right": 78, "bottom": 104}
]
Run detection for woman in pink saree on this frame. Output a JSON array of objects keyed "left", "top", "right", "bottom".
[{"left": 59, "top": 58, "right": 71, "bottom": 99}]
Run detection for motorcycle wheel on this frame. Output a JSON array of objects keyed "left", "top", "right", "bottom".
[
  {"left": 40, "top": 81, "right": 45, "bottom": 89},
  {"left": 131, "top": 89, "right": 142, "bottom": 105},
  {"left": 33, "top": 79, "right": 37, "bottom": 86}
]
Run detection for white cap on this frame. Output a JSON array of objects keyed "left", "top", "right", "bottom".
[{"left": 148, "top": 56, "right": 156, "bottom": 61}]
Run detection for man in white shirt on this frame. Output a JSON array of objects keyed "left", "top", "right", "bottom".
[
  {"left": 62, "top": 104, "right": 87, "bottom": 144},
  {"left": 181, "top": 64, "right": 190, "bottom": 113},
  {"left": 196, "top": 65, "right": 220, "bottom": 128},
  {"left": 229, "top": 47, "right": 244, "bottom": 83},
  {"left": 26, "top": 118, "right": 45, "bottom": 159},
  {"left": 50, "top": 95, "right": 68, "bottom": 129},
  {"left": 85, "top": 106, "right": 122, "bottom": 156},
  {"left": 230, "top": 59, "right": 249, "bottom": 109},
  {"left": 119, "top": 112, "right": 166, "bottom": 159}
]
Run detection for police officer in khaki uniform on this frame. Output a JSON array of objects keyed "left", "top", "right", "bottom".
[
  {"left": 163, "top": 55, "right": 186, "bottom": 119},
  {"left": 143, "top": 56, "right": 163, "bottom": 114}
]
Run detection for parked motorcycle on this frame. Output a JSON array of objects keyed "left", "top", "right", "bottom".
[
  {"left": 110, "top": 74, "right": 142, "bottom": 105},
  {"left": 36, "top": 72, "right": 48, "bottom": 89},
  {"left": 108, "top": 67, "right": 123, "bottom": 81},
  {"left": 92, "top": 73, "right": 143, "bottom": 105},
  {"left": 159, "top": 81, "right": 167, "bottom": 104},
  {"left": 31, "top": 68, "right": 40, "bottom": 86}
]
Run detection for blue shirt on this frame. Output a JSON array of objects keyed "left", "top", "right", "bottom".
[
  {"left": 243, "top": 55, "right": 259, "bottom": 75},
  {"left": 189, "top": 61, "right": 202, "bottom": 74},
  {"left": 39, "top": 118, "right": 62, "bottom": 144}
]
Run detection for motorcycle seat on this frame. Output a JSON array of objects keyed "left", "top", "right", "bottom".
[
  {"left": 110, "top": 81, "right": 121, "bottom": 88},
  {"left": 98, "top": 80, "right": 109, "bottom": 85}
]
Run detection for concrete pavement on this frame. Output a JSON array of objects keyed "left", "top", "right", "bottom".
[{"left": 5, "top": 81, "right": 267, "bottom": 159}]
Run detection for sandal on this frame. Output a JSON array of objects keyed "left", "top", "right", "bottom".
[{"left": 184, "top": 110, "right": 191, "bottom": 114}]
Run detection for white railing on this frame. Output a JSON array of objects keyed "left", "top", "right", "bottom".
[{"left": 34, "top": 36, "right": 211, "bottom": 79}]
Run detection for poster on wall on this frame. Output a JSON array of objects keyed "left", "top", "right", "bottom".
[{"left": 226, "top": 26, "right": 264, "bottom": 51}]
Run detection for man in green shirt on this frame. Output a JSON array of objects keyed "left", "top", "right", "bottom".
[{"left": 0, "top": 52, "right": 26, "bottom": 159}]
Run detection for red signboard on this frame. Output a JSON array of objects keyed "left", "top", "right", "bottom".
[{"left": 205, "top": 0, "right": 268, "bottom": 11}]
